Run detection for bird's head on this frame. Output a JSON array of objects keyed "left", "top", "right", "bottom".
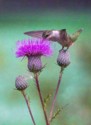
[{"left": 42, "top": 31, "right": 51, "bottom": 38}]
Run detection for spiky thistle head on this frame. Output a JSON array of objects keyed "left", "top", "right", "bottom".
[
  {"left": 16, "top": 39, "right": 52, "bottom": 57},
  {"left": 15, "top": 39, "right": 53, "bottom": 73}
]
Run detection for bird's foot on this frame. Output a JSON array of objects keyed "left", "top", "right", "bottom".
[{"left": 59, "top": 47, "right": 69, "bottom": 52}]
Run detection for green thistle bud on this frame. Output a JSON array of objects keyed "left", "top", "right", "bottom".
[
  {"left": 57, "top": 50, "right": 70, "bottom": 68},
  {"left": 28, "top": 56, "right": 43, "bottom": 73},
  {"left": 15, "top": 75, "right": 28, "bottom": 91}
]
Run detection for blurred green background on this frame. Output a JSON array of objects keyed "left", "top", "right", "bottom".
[{"left": 0, "top": 1, "right": 91, "bottom": 125}]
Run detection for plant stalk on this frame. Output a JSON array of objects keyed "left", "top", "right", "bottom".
[
  {"left": 34, "top": 73, "right": 49, "bottom": 125},
  {"left": 49, "top": 67, "right": 64, "bottom": 122},
  {"left": 21, "top": 90, "right": 36, "bottom": 125}
]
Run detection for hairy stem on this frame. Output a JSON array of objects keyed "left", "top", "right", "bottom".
[
  {"left": 21, "top": 90, "right": 36, "bottom": 125},
  {"left": 34, "top": 73, "right": 49, "bottom": 125},
  {"left": 49, "top": 67, "right": 64, "bottom": 122}
]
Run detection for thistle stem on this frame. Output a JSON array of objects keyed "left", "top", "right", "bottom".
[
  {"left": 34, "top": 73, "right": 49, "bottom": 125},
  {"left": 49, "top": 67, "right": 64, "bottom": 122},
  {"left": 21, "top": 90, "right": 36, "bottom": 125}
]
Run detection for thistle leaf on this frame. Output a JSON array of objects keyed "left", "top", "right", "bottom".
[
  {"left": 51, "top": 104, "right": 69, "bottom": 122},
  {"left": 51, "top": 108, "right": 61, "bottom": 122},
  {"left": 44, "top": 93, "right": 52, "bottom": 108}
]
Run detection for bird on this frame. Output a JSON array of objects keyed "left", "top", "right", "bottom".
[{"left": 24, "top": 29, "right": 83, "bottom": 50}]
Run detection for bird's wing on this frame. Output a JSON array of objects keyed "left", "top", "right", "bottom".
[
  {"left": 24, "top": 30, "right": 48, "bottom": 38},
  {"left": 60, "top": 29, "right": 68, "bottom": 41}
]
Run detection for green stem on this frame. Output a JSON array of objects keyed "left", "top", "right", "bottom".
[
  {"left": 49, "top": 67, "right": 64, "bottom": 122},
  {"left": 34, "top": 73, "right": 49, "bottom": 125},
  {"left": 21, "top": 90, "right": 36, "bottom": 125}
]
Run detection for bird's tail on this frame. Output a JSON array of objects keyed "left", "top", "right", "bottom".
[{"left": 70, "top": 28, "right": 83, "bottom": 42}]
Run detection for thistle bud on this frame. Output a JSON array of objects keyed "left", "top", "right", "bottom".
[
  {"left": 57, "top": 50, "right": 70, "bottom": 68},
  {"left": 28, "top": 56, "right": 43, "bottom": 73},
  {"left": 15, "top": 75, "right": 28, "bottom": 91}
]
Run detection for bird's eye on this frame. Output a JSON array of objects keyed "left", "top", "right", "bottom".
[
  {"left": 42, "top": 33, "right": 49, "bottom": 38},
  {"left": 45, "top": 34, "right": 49, "bottom": 37}
]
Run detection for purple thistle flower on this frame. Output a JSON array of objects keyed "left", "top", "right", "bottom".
[
  {"left": 16, "top": 39, "right": 53, "bottom": 73},
  {"left": 16, "top": 39, "right": 52, "bottom": 57}
]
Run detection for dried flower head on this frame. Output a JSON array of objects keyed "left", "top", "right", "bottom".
[
  {"left": 57, "top": 50, "right": 70, "bottom": 68},
  {"left": 15, "top": 39, "right": 52, "bottom": 73},
  {"left": 15, "top": 75, "right": 28, "bottom": 91},
  {"left": 16, "top": 39, "right": 52, "bottom": 57}
]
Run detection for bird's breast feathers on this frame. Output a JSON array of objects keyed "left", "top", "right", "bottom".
[{"left": 52, "top": 31, "right": 60, "bottom": 38}]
